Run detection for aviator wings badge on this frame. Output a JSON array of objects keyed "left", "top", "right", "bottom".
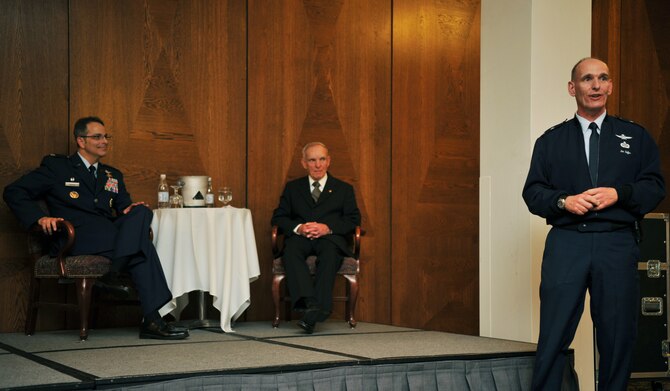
[{"left": 616, "top": 133, "right": 632, "bottom": 149}]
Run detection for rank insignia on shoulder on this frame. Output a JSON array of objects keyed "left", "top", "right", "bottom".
[
  {"left": 545, "top": 119, "right": 569, "bottom": 133},
  {"left": 613, "top": 115, "right": 646, "bottom": 131},
  {"left": 614, "top": 115, "right": 635, "bottom": 123}
]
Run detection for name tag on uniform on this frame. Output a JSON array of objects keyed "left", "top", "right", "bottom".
[{"left": 65, "top": 181, "right": 80, "bottom": 187}]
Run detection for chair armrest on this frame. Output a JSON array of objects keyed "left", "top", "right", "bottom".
[
  {"left": 55, "top": 220, "right": 76, "bottom": 276},
  {"left": 352, "top": 226, "right": 362, "bottom": 259},
  {"left": 30, "top": 219, "right": 76, "bottom": 277},
  {"left": 271, "top": 225, "right": 281, "bottom": 258}
]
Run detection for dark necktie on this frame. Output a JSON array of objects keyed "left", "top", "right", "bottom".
[
  {"left": 312, "top": 182, "right": 321, "bottom": 202},
  {"left": 588, "top": 122, "right": 599, "bottom": 186},
  {"left": 89, "top": 165, "right": 97, "bottom": 180}
]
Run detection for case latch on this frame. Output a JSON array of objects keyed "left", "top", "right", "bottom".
[{"left": 647, "top": 259, "right": 662, "bottom": 278}]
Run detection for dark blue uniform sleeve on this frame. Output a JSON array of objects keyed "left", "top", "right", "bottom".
[
  {"left": 522, "top": 135, "right": 564, "bottom": 219},
  {"left": 617, "top": 129, "right": 665, "bottom": 215},
  {"left": 3, "top": 156, "right": 59, "bottom": 230}
]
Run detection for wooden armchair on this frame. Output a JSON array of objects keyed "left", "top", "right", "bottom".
[
  {"left": 26, "top": 220, "right": 112, "bottom": 340},
  {"left": 271, "top": 225, "right": 361, "bottom": 328}
]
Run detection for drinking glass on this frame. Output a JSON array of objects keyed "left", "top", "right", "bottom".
[
  {"left": 218, "top": 187, "right": 232, "bottom": 207},
  {"left": 169, "top": 185, "right": 183, "bottom": 208}
]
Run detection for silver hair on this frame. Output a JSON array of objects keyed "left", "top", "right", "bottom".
[{"left": 301, "top": 142, "right": 328, "bottom": 159}]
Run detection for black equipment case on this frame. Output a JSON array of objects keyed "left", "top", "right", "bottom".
[{"left": 630, "top": 212, "right": 670, "bottom": 378}]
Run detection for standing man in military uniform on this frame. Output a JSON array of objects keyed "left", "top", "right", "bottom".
[
  {"left": 523, "top": 58, "right": 665, "bottom": 390},
  {"left": 4, "top": 116, "right": 188, "bottom": 340}
]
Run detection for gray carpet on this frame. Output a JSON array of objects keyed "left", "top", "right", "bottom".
[{"left": 0, "top": 321, "right": 540, "bottom": 390}]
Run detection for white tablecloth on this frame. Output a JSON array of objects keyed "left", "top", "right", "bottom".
[{"left": 151, "top": 207, "right": 260, "bottom": 332}]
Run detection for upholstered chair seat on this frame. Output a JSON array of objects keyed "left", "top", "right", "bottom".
[{"left": 271, "top": 226, "right": 361, "bottom": 328}]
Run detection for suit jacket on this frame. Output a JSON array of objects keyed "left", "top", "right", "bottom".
[
  {"left": 271, "top": 174, "right": 361, "bottom": 256},
  {"left": 3, "top": 154, "right": 133, "bottom": 255},
  {"left": 523, "top": 115, "right": 665, "bottom": 227}
]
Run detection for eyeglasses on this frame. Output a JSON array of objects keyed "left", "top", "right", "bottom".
[{"left": 79, "top": 134, "right": 112, "bottom": 141}]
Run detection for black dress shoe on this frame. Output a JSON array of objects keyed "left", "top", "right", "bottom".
[
  {"left": 165, "top": 323, "right": 189, "bottom": 333},
  {"left": 298, "top": 306, "right": 321, "bottom": 334},
  {"left": 297, "top": 320, "right": 315, "bottom": 334},
  {"left": 140, "top": 319, "right": 189, "bottom": 340},
  {"left": 94, "top": 278, "right": 131, "bottom": 299}
]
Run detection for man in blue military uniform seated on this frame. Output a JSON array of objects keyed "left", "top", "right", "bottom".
[{"left": 3, "top": 116, "right": 188, "bottom": 340}]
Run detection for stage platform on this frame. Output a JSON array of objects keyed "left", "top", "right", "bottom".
[{"left": 0, "top": 321, "right": 574, "bottom": 390}]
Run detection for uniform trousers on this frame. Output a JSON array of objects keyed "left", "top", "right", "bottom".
[
  {"left": 281, "top": 235, "right": 344, "bottom": 312},
  {"left": 532, "top": 227, "right": 639, "bottom": 391},
  {"left": 98, "top": 206, "right": 172, "bottom": 317}
]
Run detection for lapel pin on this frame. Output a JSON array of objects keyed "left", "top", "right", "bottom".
[{"left": 69, "top": 191, "right": 79, "bottom": 199}]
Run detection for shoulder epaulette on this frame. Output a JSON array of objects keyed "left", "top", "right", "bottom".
[
  {"left": 613, "top": 115, "right": 635, "bottom": 123},
  {"left": 612, "top": 115, "right": 645, "bottom": 129},
  {"left": 544, "top": 118, "right": 570, "bottom": 134},
  {"left": 100, "top": 163, "right": 120, "bottom": 172},
  {"left": 46, "top": 153, "right": 67, "bottom": 159}
]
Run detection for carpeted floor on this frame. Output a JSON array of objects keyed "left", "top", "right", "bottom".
[{"left": 0, "top": 321, "right": 540, "bottom": 390}]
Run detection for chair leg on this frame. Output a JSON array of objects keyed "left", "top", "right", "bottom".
[
  {"left": 343, "top": 274, "right": 358, "bottom": 328},
  {"left": 272, "top": 274, "right": 285, "bottom": 328},
  {"left": 75, "top": 278, "right": 94, "bottom": 341},
  {"left": 25, "top": 277, "right": 41, "bottom": 336}
]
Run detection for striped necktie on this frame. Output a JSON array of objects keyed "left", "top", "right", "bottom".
[{"left": 312, "top": 182, "right": 321, "bottom": 202}]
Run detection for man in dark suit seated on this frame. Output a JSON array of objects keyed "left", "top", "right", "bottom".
[
  {"left": 3, "top": 116, "right": 188, "bottom": 340},
  {"left": 271, "top": 142, "right": 361, "bottom": 334}
]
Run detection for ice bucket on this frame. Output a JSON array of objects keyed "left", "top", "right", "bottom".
[{"left": 180, "top": 175, "right": 208, "bottom": 207}]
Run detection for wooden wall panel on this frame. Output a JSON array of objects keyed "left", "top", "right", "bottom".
[
  {"left": 0, "top": 0, "right": 69, "bottom": 332},
  {"left": 592, "top": 0, "right": 621, "bottom": 114},
  {"left": 391, "top": 0, "right": 480, "bottom": 334},
  {"left": 68, "top": 0, "right": 246, "bottom": 326},
  {"left": 595, "top": 0, "right": 670, "bottom": 213},
  {"left": 618, "top": 0, "right": 670, "bottom": 212},
  {"left": 69, "top": 0, "right": 246, "bottom": 209},
  {"left": 247, "top": 0, "right": 392, "bottom": 323},
  {"left": 1, "top": 0, "right": 483, "bottom": 333}
]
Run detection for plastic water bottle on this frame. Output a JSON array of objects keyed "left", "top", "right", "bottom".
[
  {"left": 205, "top": 177, "right": 215, "bottom": 208},
  {"left": 157, "top": 174, "right": 169, "bottom": 208}
]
